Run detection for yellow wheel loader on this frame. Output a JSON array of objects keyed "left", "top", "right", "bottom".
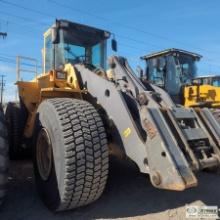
[
  {"left": 190, "top": 75, "right": 220, "bottom": 107},
  {"left": 192, "top": 75, "right": 220, "bottom": 124},
  {"left": 5, "top": 21, "right": 220, "bottom": 211}
]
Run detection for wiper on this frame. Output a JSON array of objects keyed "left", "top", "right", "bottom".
[
  {"left": 64, "top": 46, "right": 78, "bottom": 58},
  {"left": 64, "top": 46, "right": 85, "bottom": 63}
]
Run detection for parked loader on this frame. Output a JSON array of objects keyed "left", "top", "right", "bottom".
[
  {"left": 5, "top": 20, "right": 220, "bottom": 212},
  {"left": 192, "top": 75, "right": 220, "bottom": 123},
  {"left": 191, "top": 75, "right": 220, "bottom": 107},
  {"left": 140, "top": 48, "right": 220, "bottom": 108}
]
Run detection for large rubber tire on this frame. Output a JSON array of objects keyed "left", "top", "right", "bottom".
[
  {"left": 0, "top": 107, "right": 9, "bottom": 206},
  {"left": 34, "top": 98, "right": 109, "bottom": 211},
  {"left": 5, "top": 102, "right": 28, "bottom": 159}
]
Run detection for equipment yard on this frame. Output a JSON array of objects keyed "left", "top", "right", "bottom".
[
  {"left": 1, "top": 157, "right": 219, "bottom": 220},
  {"left": 1, "top": 1, "right": 220, "bottom": 220}
]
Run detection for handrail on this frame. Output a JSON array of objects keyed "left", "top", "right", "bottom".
[{"left": 16, "top": 56, "right": 38, "bottom": 81}]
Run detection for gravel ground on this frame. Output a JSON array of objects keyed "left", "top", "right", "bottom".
[{"left": 0, "top": 157, "right": 219, "bottom": 220}]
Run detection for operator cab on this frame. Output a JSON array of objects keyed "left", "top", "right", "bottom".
[
  {"left": 140, "top": 48, "right": 202, "bottom": 104},
  {"left": 43, "top": 20, "right": 112, "bottom": 73},
  {"left": 193, "top": 75, "right": 220, "bottom": 87}
]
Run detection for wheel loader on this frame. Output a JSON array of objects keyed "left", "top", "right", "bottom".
[
  {"left": 5, "top": 20, "right": 220, "bottom": 212},
  {"left": 140, "top": 48, "right": 220, "bottom": 108},
  {"left": 192, "top": 75, "right": 220, "bottom": 107},
  {"left": 140, "top": 48, "right": 220, "bottom": 123}
]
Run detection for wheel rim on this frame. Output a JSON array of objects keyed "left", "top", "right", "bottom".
[{"left": 36, "top": 128, "right": 53, "bottom": 181}]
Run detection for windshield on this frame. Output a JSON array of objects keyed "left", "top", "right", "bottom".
[
  {"left": 166, "top": 54, "right": 198, "bottom": 95},
  {"left": 59, "top": 43, "right": 86, "bottom": 65},
  {"left": 55, "top": 32, "right": 107, "bottom": 69},
  {"left": 196, "top": 77, "right": 220, "bottom": 87},
  {"left": 212, "top": 77, "right": 220, "bottom": 86},
  {"left": 44, "top": 28, "right": 107, "bottom": 73},
  {"left": 165, "top": 56, "right": 182, "bottom": 95},
  {"left": 60, "top": 29, "right": 106, "bottom": 69},
  {"left": 175, "top": 54, "right": 197, "bottom": 84},
  {"left": 146, "top": 53, "right": 198, "bottom": 96},
  {"left": 147, "top": 57, "right": 166, "bottom": 87}
]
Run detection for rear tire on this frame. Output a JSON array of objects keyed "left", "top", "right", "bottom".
[
  {"left": 5, "top": 102, "right": 28, "bottom": 159},
  {"left": 0, "top": 106, "right": 9, "bottom": 206},
  {"left": 34, "top": 98, "right": 109, "bottom": 211}
]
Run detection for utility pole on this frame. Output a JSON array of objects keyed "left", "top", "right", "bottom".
[
  {"left": 0, "top": 75, "right": 5, "bottom": 105},
  {"left": 0, "top": 23, "right": 7, "bottom": 105}
]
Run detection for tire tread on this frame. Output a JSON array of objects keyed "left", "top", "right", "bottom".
[{"left": 47, "top": 98, "right": 108, "bottom": 211}]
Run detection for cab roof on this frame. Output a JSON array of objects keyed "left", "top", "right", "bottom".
[
  {"left": 50, "top": 19, "right": 111, "bottom": 47},
  {"left": 140, "top": 48, "right": 202, "bottom": 60}
]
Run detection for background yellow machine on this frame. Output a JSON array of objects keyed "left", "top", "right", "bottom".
[
  {"left": 4, "top": 21, "right": 220, "bottom": 212},
  {"left": 186, "top": 75, "right": 220, "bottom": 107},
  {"left": 140, "top": 48, "right": 220, "bottom": 108}
]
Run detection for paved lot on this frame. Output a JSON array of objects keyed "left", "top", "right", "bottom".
[{"left": 0, "top": 157, "right": 219, "bottom": 220}]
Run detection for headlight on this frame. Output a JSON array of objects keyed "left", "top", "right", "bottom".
[{"left": 56, "top": 71, "right": 66, "bottom": 79}]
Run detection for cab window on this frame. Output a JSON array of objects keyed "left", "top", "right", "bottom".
[
  {"left": 212, "top": 78, "right": 220, "bottom": 87},
  {"left": 147, "top": 57, "right": 166, "bottom": 87},
  {"left": 45, "top": 33, "right": 53, "bottom": 73}
]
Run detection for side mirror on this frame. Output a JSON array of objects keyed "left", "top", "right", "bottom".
[
  {"left": 51, "top": 27, "right": 59, "bottom": 44},
  {"left": 111, "top": 39, "right": 117, "bottom": 52}
]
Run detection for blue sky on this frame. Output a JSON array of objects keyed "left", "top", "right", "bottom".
[{"left": 0, "top": 0, "right": 220, "bottom": 102}]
